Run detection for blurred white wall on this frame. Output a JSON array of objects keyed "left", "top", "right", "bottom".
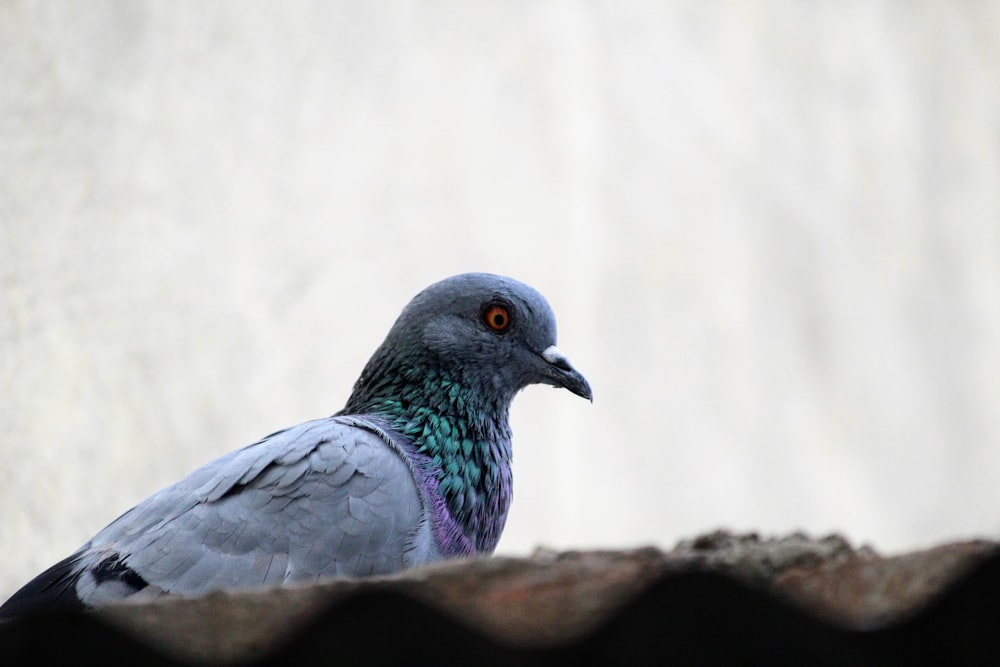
[{"left": 2, "top": 1, "right": 999, "bottom": 599}]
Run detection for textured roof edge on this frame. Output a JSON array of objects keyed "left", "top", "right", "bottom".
[{"left": 2, "top": 532, "right": 998, "bottom": 665}]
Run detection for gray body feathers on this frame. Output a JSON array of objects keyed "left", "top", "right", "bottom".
[{"left": 10, "top": 417, "right": 438, "bottom": 611}]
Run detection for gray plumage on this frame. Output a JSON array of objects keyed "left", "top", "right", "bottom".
[
  {"left": 1, "top": 273, "right": 591, "bottom": 617},
  {"left": 77, "top": 417, "right": 438, "bottom": 604}
]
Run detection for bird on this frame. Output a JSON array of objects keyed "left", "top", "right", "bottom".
[{"left": 0, "top": 273, "right": 592, "bottom": 618}]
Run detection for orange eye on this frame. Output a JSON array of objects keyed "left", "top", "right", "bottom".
[{"left": 483, "top": 304, "right": 511, "bottom": 332}]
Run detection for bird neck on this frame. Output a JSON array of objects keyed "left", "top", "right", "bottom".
[{"left": 342, "top": 358, "right": 514, "bottom": 554}]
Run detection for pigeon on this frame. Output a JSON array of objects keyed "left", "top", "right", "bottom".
[{"left": 0, "top": 273, "right": 591, "bottom": 617}]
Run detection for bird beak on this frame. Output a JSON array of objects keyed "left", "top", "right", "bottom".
[{"left": 540, "top": 345, "right": 593, "bottom": 402}]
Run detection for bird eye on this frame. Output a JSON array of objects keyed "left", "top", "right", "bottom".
[{"left": 483, "top": 304, "right": 512, "bottom": 332}]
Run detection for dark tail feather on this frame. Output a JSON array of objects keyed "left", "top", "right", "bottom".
[{"left": 0, "top": 553, "right": 86, "bottom": 620}]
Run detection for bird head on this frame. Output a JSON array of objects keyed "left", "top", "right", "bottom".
[{"left": 349, "top": 273, "right": 592, "bottom": 410}]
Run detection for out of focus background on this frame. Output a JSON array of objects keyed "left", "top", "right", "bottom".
[{"left": 2, "top": 1, "right": 999, "bottom": 600}]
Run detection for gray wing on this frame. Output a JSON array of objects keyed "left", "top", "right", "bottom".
[{"left": 66, "top": 416, "right": 437, "bottom": 605}]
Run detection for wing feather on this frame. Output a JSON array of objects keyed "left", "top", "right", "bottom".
[{"left": 63, "top": 416, "right": 431, "bottom": 604}]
